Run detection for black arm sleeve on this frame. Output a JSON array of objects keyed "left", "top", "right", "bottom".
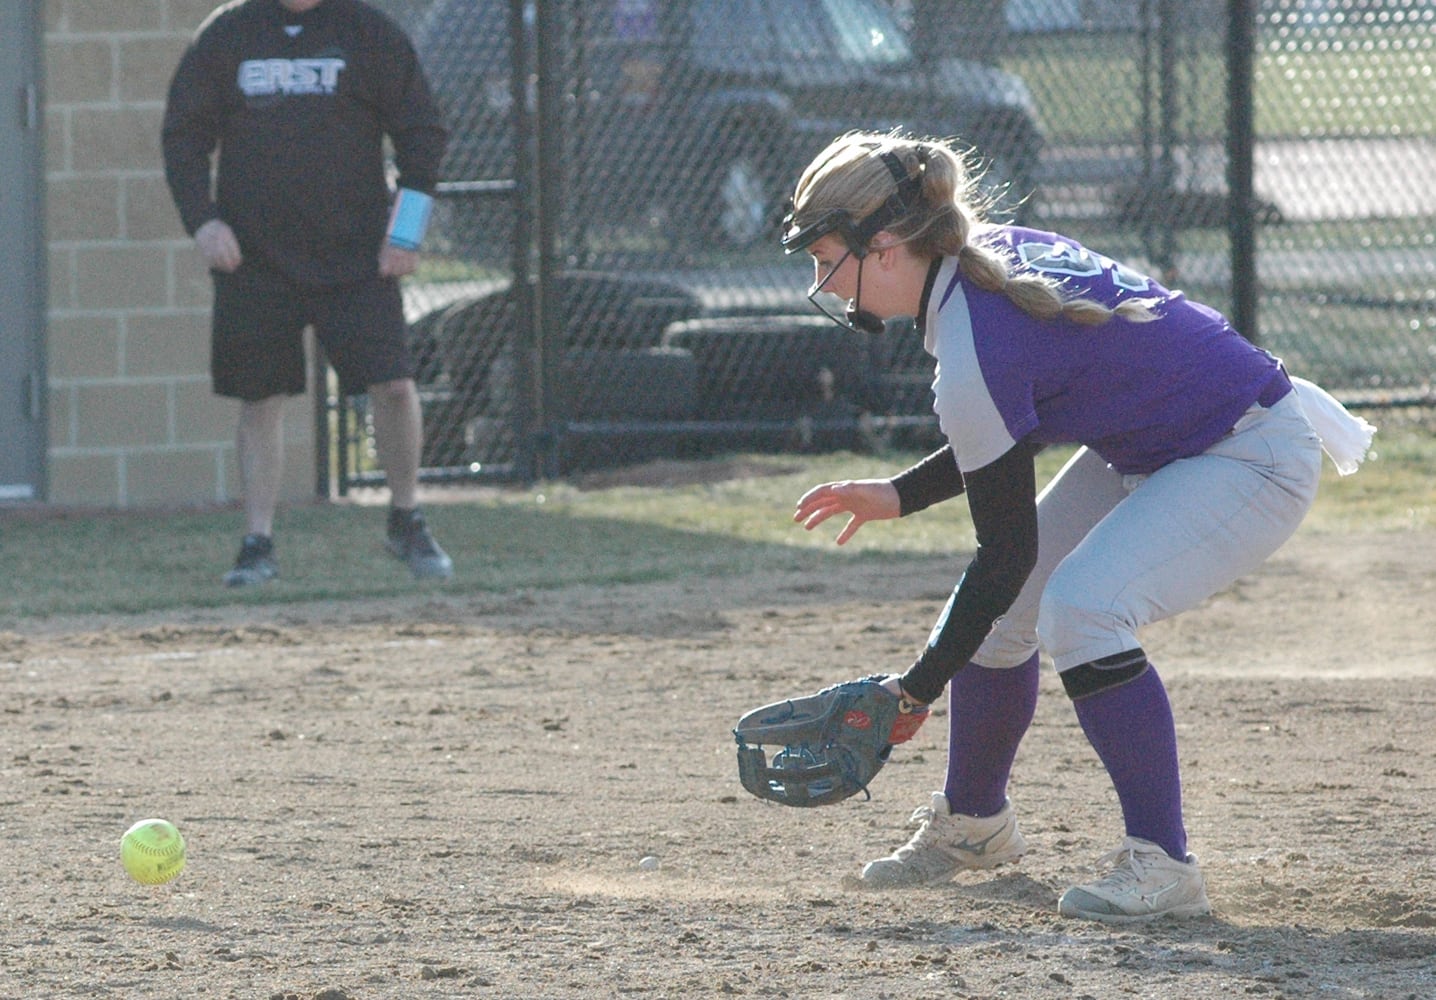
[
  {"left": 161, "top": 40, "right": 224, "bottom": 236},
  {"left": 899, "top": 441, "right": 1040, "bottom": 704},
  {"left": 381, "top": 31, "right": 448, "bottom": 195},
  {"left": 891, "top": 445, "right": 965, "bottom": 516}
]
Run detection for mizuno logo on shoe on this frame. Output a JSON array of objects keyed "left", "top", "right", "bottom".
[
  {"left": 953, "top": 826, "right": 1007, "bottom": 857},
  {"left": 1138, "top": 879, "right": 1183, "bottom": 907}
]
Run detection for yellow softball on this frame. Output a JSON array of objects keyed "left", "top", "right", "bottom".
[{"left": 120, "top": 818, "right": 186, "bottom": 885}]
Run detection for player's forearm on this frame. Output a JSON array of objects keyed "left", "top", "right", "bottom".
[
  {"left": 161, "top": 48, "right": 226, "bottom": 237},
  {"left": 891, "top": 445, "right": 965, "bottom": 516},
  {"left": 163, "top": 160, "right": 220, "bottom": 236},
  {"left": 898, "top": 445, "right": 1039, "bottom": 704},
  {"left": 899, "top": 542, "right": 1034, "bottom": 703},
  {"left": 383, "top": 41, "right": 448, "bottom": 195}
]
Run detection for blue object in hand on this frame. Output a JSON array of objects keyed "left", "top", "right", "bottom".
[{"left": 386, "top": 188, "right": 434, "bottom": 250}]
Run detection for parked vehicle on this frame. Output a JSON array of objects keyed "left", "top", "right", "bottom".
[
  {"left": 407, "top": 0, "right": 1038, "bottom": 471},
  {"left": 411, "top": 269, "right": 944, "bottom": 471},
  {"left": 415, "top": 0, "right": 1045, "bottom": 251}
]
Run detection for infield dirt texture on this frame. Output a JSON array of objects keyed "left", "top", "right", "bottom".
[{"left": 2, "top": 526, "right": 1433, "bottom": 998}]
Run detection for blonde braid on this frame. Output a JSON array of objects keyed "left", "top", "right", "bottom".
[{"left": 959, "top": 231, "right": 1160, "bottom": 327}]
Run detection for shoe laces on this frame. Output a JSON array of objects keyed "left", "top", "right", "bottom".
[
  {"left": 896, "top": 802, "right": 947, "bottom": 854},
  {"left": 407, "top": 526, "right": 441, "bottom": 557},
  {"left": 907, "top": 801, "right": 938, "bottom": 828},
  {"left": 1091, "top": 841, "right": 1164, "bottom": 890}
]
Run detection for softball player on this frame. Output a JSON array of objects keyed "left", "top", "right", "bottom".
[{"left": 784, "top": 132, "right": 1373, "bottom": 922}]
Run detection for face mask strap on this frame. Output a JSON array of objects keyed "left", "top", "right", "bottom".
[
  {"left": 806, "top": 248, "right": 854, "bottom": 323},
  {"left": 845, "top": 256, "right": 885, "bottom": 334},
  {"left": 848, "top": 150, "right": 923, "bottom": 249}
]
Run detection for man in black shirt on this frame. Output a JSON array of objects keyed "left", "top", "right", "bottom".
[{"left": 162, "top": 0, "right": 453, "bottom": 585}]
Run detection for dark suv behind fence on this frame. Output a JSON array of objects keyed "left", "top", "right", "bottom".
[
  {"left": 415, "top": 0, "right": 1045, "bottom": 251},
  {"left": 403, "top": 0, "right": 1047, "bottom": 474}
]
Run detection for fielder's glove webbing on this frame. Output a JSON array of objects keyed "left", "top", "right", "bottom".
[{"left": 733, "top": 676, "right": 929, "bottom": 807}]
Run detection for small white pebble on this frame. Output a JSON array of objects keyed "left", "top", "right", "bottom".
[{"left": 638, "top": 856, "right": 660, "bottom": 871}]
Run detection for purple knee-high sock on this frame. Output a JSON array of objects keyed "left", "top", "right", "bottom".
[
  {"left": 943, "top": 653, "right": 1040, "bottom": 817},
  {"left": 1071, "top": 661, "right": 1188, "bottom": 861}
]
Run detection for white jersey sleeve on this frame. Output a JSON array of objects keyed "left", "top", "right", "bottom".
[{"left": 925, "top": 261, "right": 1021, "bottom": 472}]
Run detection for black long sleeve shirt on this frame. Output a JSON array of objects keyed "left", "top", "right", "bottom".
[
  {"left": 896, "top": 442, "right": 1040, "bottom": 704},
  {"left": 162, "top": 0, "right": 448, "bottom": 286}
]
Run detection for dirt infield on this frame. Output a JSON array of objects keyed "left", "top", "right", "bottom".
[{"left": 2, "top": 527, "right": 1433, "bottom": 999}]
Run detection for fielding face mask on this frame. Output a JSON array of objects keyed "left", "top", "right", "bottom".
[
  {"left": 802, "top": 246, "right": 885, "bottom": 335},
  {"left": 781, "top": 149, "right": 923, "bottom": 335}
]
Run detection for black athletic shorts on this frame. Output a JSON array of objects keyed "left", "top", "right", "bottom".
[{"left": 211, "top": 264, "right": 413, "bottom": 401}]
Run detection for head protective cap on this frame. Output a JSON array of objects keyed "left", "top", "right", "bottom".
[{"left": 781, "top": 149, "right": 924, "bottom": 259}]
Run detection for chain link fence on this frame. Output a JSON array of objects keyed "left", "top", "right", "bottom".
[{"left": 336, "top": 0, "right": 1433, "bottom": 489}]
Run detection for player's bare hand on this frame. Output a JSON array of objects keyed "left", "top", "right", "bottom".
[
  {"left": 379, "top": 244, "right": 419, "bottom": 278},
  {"left": 194, "top": 219, "right": 242, "bottom": 273},
  {"left": 793, "top": 478, "right": 901, "bottom": 546}
]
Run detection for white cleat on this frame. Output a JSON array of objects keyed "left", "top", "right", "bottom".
[
  {"left": 858, "top": 792, "right": 1026, "bottom": 889},
  {"left": 1059, "top": 836, "right": 1211, "bottom": 924}
]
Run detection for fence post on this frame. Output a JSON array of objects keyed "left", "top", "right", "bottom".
[
  {"left": 314, "top": 351, "right": 331, "bottom": 498},
  {"left": 532, "top": 0, "right": 564, "bottom": 480},
  {"left": 1227, "top": 0, "right": 1259, "bottom": 343},
  {"left": 508, "top": 0, "right": 539, "bottom": 483}
]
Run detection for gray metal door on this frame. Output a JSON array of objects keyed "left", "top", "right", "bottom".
[{"left": 0, "top": 0, "right": 47, "bottom": 502}]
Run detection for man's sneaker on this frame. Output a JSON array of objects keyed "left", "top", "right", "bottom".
[
  {"left": 223, "top": 533, "right": 278, "bottom": 587},
  {"left": 1058, "top": 837, "right": 1211, "bottom": 924},
  {"left": 386, "top": 508, "right": 453, "bottom": 580},
  {"left": 858, "top": 792, "right": 1026, "bottom": 888}
]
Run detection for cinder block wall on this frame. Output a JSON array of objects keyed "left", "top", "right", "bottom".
[{"left": 43, "top": 0, "right": 317, "bottom": 507}]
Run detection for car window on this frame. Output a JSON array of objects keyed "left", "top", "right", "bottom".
[
  {"left": 418, "top": 0, "right": 510, "bottom": 80},
  {"left": 769, "top": 0, "right": 834, "bottom": 61},
  {"left": 416, "top": 0, "right": 519, "bottom": 177},
  {"left": 692, "top": 0, "right": 775, "bottom": 68},
  {"left": 818, "top": 0, "right": 912, "bottom": 65},
  {"left": 611, "top": 0, "right": 659, "bottom": 40},
  {"left": 583, "top": 0, "right": 665, "bottom": 107}
]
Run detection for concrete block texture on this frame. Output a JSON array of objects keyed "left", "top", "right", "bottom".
[
  {"left": 72, "top": 244, "right": 171, "bottom": 311},
  {"left": 39, "top": 0, "right": 328, "bottom": 507},
  {"left": 119, "top": 35, "right": 189, "bottom": 102},
  {"left": 47, "top": 313, "right": 123, "bottom": 380},
  {"left": 47, "top": 175, "right": 121, "bottom": 241},
  {"left": 68, "top": 106, "right": 164, "bottom": 173},
  {"left": 49, "top": 0, "right": 166, "bottom": 34},
  {"left": 124, "top": 447, "right": 227, "bottom": 506},
  {"left": 73, "top": 381, "right": 170, "bottom": 449},
  {"left": 45, "top": 38, "right": 114, "bottom": 103},
  {"left": 46, "top": 452, "right": 125, "bottom": 507}
]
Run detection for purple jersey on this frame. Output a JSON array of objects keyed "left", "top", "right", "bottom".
[{"left": 925, "top": 226, "right": 1286, "bottom": 475}]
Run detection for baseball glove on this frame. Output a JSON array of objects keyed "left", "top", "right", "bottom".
[{"left": 733, "top": 675, "right": 929, "bottom": 807}]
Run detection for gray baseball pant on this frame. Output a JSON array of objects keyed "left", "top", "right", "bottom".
[{"left": 972, "top": 393, "right": 1323, "bottom": 673}]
